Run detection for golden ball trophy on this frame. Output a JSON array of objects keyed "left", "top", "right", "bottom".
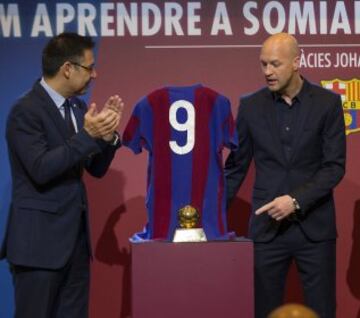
[{"left": 172, "top": 205, "right": 207, "bottom": 242}]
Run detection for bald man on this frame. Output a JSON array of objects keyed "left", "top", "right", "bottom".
[{"left": 225, "top": 33, "right": 346, "bottom": 318}]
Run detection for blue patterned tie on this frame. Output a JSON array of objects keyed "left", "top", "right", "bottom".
[{"left": 63, "top": 99, "right": 76, "bottom": 136}]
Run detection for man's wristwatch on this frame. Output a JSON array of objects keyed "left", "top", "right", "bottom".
[
  {"left": 287, "top": 197, "right": 301, "bottom": 221},
  {"left": 291, "top": 197, "right": 301, "bottom": 212},
  {"left": 108, "top": 132, "right": 120, "bottom": 146}
]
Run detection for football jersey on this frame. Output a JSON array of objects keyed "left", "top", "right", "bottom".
[{"left": 123, "top": 84, "right": 238, "bottom": 241}]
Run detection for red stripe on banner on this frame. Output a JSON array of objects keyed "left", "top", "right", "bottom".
[
  {"left": 228, "top": 113, "right": 235, "bottom": 137},
  {"left": 223, "top": 112, "right": 235, "bottom": 144},
  {"left": 123, "top": 115, "right": 139, "bottom": 143},
  {"left": 191, "top": 87, "right": 217, "bottom": 226},
  {"left": 217, "top": 168, "right": 225, "bottom": 235},
  {"left": 148, "top": 89, "right": 172, "bottom": 239}
]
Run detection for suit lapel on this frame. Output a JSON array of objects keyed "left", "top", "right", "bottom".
[
  {"left": 33, "top": 82, "right": 72, "bottom": 139},
  {"left": 33, "top": 82, "right": 87, "bottom": 138},
  {"left": 263, "top": 90, "right": 287, "bottom": 162}
]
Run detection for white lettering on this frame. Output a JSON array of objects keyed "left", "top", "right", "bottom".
[
  {"left": 243, "top": 1, "right": 259, "bottom": 36},
  {"left": 101, "top": 3, "right": 115, "bottom": 36},
  {"left": 319, "top": 1, "right": 327, "bottom": 34},
  {"left": 211, "top": 2, "right": 232, "bottom": 35},
  {"left": 169, "top": 100, "right": 195, "bottom": 155},
  {"left": 330, "top": 2, "right": 351, "bottom": 34},
  {"left": 142, "top": 3, "right": 161, "bottom": 36},
  {"left": 31, "top": 4, "right": 53, "bottom": 37},
  {"left": 263, "top": 1, "right": 286, "bottom": 34},
  {"left": 300, "top": 50, "right": 332, "bottom": 68},
  {"left": 188, "top": 2, "right": 201, "bottom": 36},
  {"left": 334, "top": 52, "right": 360, "bottom": 68},
  {"left": 78, "top": 3, "right": 97, "bottom": 36},
  {"left": 288, "top": 1, "right": 316, "bottom": 34},
  {"left": 165, "top": 2, "right": 184, "bottom": 36},
  {"left": 117, "top": 3, "right": 138, "bottom": 36},
  {"left": 355, "top": 1, "right": 360, "bottom": 34},
  {"left": 56, "top": 3, "right": 75, "bottom": 34},
  {"left": 0, "top": 4, "right": 21, "bottom": 37}
]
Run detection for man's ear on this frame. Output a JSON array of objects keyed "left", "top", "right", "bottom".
[
  {"left": 293, "top": 55, "right": 300, "bottom": 71},
  {"left": 62, "top": 61, "right": 73, "bottom": 79}
]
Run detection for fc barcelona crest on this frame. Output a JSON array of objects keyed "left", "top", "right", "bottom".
[{"left": 321, "top": 78, "right": 360, "bottom": 136}]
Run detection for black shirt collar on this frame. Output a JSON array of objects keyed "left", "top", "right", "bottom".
[{"left": 272, "top": 77, "right": 310, "bottom": 104}]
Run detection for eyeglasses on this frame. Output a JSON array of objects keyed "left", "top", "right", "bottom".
[{"left": 70, "top": 61, "right": 95, "bottom": 73}]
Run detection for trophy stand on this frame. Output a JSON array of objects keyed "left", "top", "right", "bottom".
[{"left": 131, "top": 239, "right": 254, "bottom": 318}]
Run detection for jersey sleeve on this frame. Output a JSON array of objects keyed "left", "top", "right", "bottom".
[
  {"left": 219, "top": 95, "right": 238, "bottom": 150},
  {"left": 122, "top": 97, "right": 146, "bottom": 154}
]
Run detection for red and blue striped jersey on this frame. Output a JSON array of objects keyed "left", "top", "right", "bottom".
[{"left": 123, "top": 84, "right": 238, "bottom": 241}]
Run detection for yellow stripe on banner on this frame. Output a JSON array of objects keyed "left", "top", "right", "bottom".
[
  {"left": 355, "top": 82, "right": 357, "bottom": 100},
  {"left": 346, "top": 83, "right": 350, "bottom": 100},
  {"left": 352, "top": 82, "right": 355, "bottom": 100}
]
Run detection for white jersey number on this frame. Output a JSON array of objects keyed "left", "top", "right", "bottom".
[{"left": 169, "top": 100, "right": 195, "bottom": 155}]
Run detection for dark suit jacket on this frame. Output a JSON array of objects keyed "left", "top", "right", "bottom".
[
  {"left": 0, "top": 81, "right": 119, "bottom": 269},
  {"left": 225, "top": 80, "right": 346, "bottom": 242}
]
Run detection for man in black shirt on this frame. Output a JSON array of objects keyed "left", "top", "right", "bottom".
[{"left": 225, "top": 33, "right": 346, "bottom": 318}]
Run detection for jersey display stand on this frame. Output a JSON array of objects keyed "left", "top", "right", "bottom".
[{"left": 131, "top": 239, "right": 254, "bottom": 318}]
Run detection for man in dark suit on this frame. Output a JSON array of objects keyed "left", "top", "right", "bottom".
[
  {"left": 0, "top": 33, "right": 123, "bottom": 318},
  {"left": 225, "top": 33, "right": 346, "bottom": 318}
]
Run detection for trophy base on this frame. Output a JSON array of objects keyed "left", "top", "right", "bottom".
[{"left": 172, "top": 228, "right": 207, "bottom": 242}]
